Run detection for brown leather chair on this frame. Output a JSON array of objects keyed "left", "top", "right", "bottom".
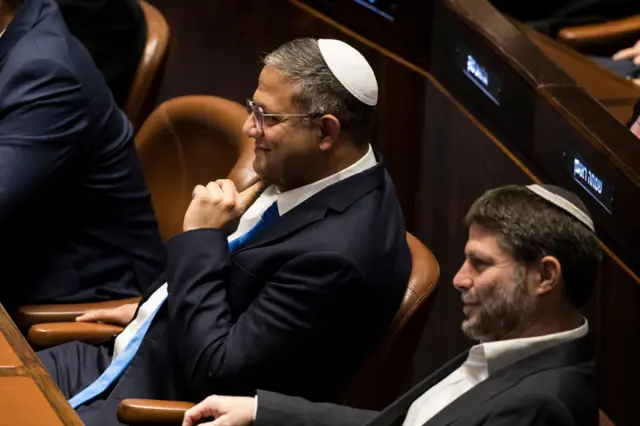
[
  {"left": 18, "top": 95, "right": 254, "bottom": 333},
  {"left": 122, "top": 0, "right": 171, "bottom": 130},
  {"left": 557, "top": 15, "right": 640, "bottom": 55}
]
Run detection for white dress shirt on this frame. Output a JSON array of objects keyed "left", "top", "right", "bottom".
[
  {"left": 402, "top": 320, "right": 589, "bottom": 426},
  {"left": 112, "top": 145, "right": 377, "bottom": 359}
]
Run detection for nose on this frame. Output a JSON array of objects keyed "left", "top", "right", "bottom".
[
  {"left": 453, "top": 260, "right": 473, "bottom": 292},
  {"left": 242, "top": 114, "right": 263, "bottom": 139}
]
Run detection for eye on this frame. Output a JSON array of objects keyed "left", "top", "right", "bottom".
[
  {"left": 468, "top": 255, "right": 489, "bottom": 271},
  {"left": 263, "top": 116, "right": 281, "bottom": 126}
]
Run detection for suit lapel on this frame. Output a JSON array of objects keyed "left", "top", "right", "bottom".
[
  {"left": 0, "top": 0, "right": 46, "bottom": 64},
  {"left": 422, "top": 335, "right": 594, "bottom": 426},
  {"left": 233, "top": 158, "right": 387, "bottom": 254},
  {"left": 364, "top": 351, "right": 469, "bottom": 426}
]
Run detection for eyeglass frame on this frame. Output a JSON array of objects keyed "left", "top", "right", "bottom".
[{"left": 246, "top": 99, "right": 321, "bottom": 131}]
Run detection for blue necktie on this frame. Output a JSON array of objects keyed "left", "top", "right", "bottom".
[{"left": 68, "top": 201, "right": 279, "bottom": 409}]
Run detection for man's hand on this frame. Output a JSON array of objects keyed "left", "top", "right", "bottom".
[
  {"left": 612, "top": 40, "right": 640, "bottom": 65},
  {"left": 75, "top": 303, "right": 137, "bottom": 326},
  {"left": 182, "top": 395, "right": 255, "bottom": 426},
  {"left": 183, "top": 179, "right": 267, "bottom": 234}
]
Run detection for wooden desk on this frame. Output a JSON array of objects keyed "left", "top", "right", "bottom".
[
  {"left": 0, "top": 305, "right": 82, "bottom": 425},
  {"left": 520, "top": 24, "right": 640, "bottom": 124}
]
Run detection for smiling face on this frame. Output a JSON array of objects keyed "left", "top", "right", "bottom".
[
  {"left": 453, "top": 224, "right": 537, "bottom": 342},
  {"left": 242, "top": 65, "right": 325, "bottom": 191}
]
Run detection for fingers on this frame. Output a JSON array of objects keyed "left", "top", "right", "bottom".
[
  {"left": 182, "top": 396, "right": 219, "bottom": 426},
  {"left": 75, "top": 309, "right": 108, "bottom": 323},
  {"left": 612, "top": 46, "right": 640, "bottom": 61},
  {"left": 236, "top": 179, "right": 267, "bottom": 213},
  {"left": 192, "top": 185, "right": 209, "bottom": 199},
  {"left": 205, "top": 181, "right": 224, "bottom": 200},
  {"left": 216, "top": 179, "right": 238, "bottom": 208}
]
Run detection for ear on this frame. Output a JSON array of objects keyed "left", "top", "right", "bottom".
[
  {"left": 534, "top": 256, "right": 562, "bottom": 296},
  {"left": 318, "top": 115, "right": 341, "bottom": 151}
]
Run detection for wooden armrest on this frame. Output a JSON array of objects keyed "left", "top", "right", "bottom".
[
  {"left": 27, "top": 322, "right": 124, "bottom": 348},
  {"left": 15, "top": 297, "right": 141, "bottom": 329},
  {"left": 117, "top": 399, "right": 195, "bottom": 424},
  {"left": 558, "top": 15, "right": 640, "bottom": 51}
]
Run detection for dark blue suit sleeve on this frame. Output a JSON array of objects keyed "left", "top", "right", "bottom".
[
  {"left": 0, "top": 58, "right": 86, "bottom": 223},
  {"left": 255, "top": 390, "right": 378, "bottom": 426},
  {"left": 165, "top": 228, "right": 365, "bottom": 400}
]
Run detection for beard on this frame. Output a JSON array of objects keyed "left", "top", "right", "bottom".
[{"left": 461, "top": 266, "right": 535, "bottom": 342}]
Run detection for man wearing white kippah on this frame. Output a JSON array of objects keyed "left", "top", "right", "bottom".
[
  {"left": 182, "top": 184, "right": 601, "bottom": 426},
  {"left": 38, "top": 38, "right": 412, "bottom": 426}
]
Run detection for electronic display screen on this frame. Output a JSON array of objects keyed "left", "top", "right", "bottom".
[
  {"left": 563, "top": 151, "right": 614, "bottom": 213},
  {"left": 456, "top": 46, "right": 501, "bottom": 105},
  {"left": 352, "top": 0, "right": 396, "bottom": 21}
]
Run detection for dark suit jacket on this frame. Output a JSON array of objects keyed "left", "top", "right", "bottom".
[
  {"left": 56, "top": 0, "right": 147, "bottom": 106},
  {"left": 490, "top": 0, "right": 640, "bottom": 36},
  {"left": 256, "top": 335, "right": 597, "bottom": 426},
  {"left": 0, "top": 0, "right": 164, "bottom": 311},
  {"left": 76, "top": 160, "right": 412, "bottom": 426}
]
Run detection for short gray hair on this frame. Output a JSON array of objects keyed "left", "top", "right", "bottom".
[{"left": 263, "top": 38, "right": 374, "bottom": 145}]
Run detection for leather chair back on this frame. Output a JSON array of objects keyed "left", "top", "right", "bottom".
[
  {"left": 135, "top": 95, "right": 255, "bottom": 241},
  {"left": 339, "top": 233, "right": 439, "bottom": 410},
  {"left": 123, "top": 1, "right": 171, "bottom": 130}
]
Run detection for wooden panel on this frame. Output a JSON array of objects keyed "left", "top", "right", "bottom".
[
  {"left": 522, "top": 25, "right": 640, "bottom": 125},
  {"left": 0, "top": 304, "right": 83, "bottom": 425},
  {"left": 0, "top": 331, "right": 21, "bottom": 368},
  {"left": 0, "top": 377, "right": 64, "bottom": 426}
]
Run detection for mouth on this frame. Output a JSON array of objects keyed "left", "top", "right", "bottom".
[
  {"left": 254, "top": 141, "right": 270, "bottom": 151},
  {"left": 462, "top": 303, "right": 480, "bottom": 315}
]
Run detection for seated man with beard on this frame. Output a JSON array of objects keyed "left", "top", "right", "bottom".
[{"left": 183, "top": 184, "right": 602, "bottom": 426}]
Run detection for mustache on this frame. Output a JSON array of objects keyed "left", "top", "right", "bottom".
[{"left": 461, "top": 291, "right": 479, "bottom": 305}]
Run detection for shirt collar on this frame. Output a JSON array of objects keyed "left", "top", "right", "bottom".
[
  {"left": 272, "top": 144, "right": 377, "bottom": 216},
  {"left": 466, "top": 319, "right": 589, "bottom": 377}
]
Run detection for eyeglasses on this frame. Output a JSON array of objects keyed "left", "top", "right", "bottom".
[{"left": 246, "top": 99, "right": 317, "bottom": 131}]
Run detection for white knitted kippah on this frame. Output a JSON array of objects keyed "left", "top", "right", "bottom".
[
  {"left": 526, "top": 184, "right": 595, "bottom": 232},
  {"left": 317, "top": 39, "right": 378, "bottom": 106}
]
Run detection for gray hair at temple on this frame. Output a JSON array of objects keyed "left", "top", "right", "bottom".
[
  {"left": 463, "top": 184, "right": 602, "bottom": 308},
  {"left": 262, "top": 38, "right": 374, "bottom": 146}
]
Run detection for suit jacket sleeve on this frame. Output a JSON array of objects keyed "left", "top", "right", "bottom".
[
  {"left": 165, "top": 228, "right": 366, "bottom": 399},
  {"left": 255, "top": 390, "right": 378, "bottom": 426},
  {"left": 0, "top": 58, "right": 85, "bottom": 224},
  {"left": 482, "top": 393, "right": 576, "bottom": 426}
]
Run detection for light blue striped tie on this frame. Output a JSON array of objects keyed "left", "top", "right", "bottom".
[{"left": 68, "top": 202, "right": 279, "bottom": 408}]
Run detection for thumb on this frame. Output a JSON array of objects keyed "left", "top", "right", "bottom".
[{"left": 236, "top": 180, "right": 267, "bottom": 213}]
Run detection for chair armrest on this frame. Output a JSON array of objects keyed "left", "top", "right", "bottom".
[
  {"left": 117, "top": 399, "right": 195, "bottom": 424},
  {"left": 15, "top": 297, "right": 141, "bottom": 329},
  {"left": 27, "top": 322, "right": 124, "bottom": 348},
  {"left": 558, "top": 15, "right": 640, "bottom": 51}
]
